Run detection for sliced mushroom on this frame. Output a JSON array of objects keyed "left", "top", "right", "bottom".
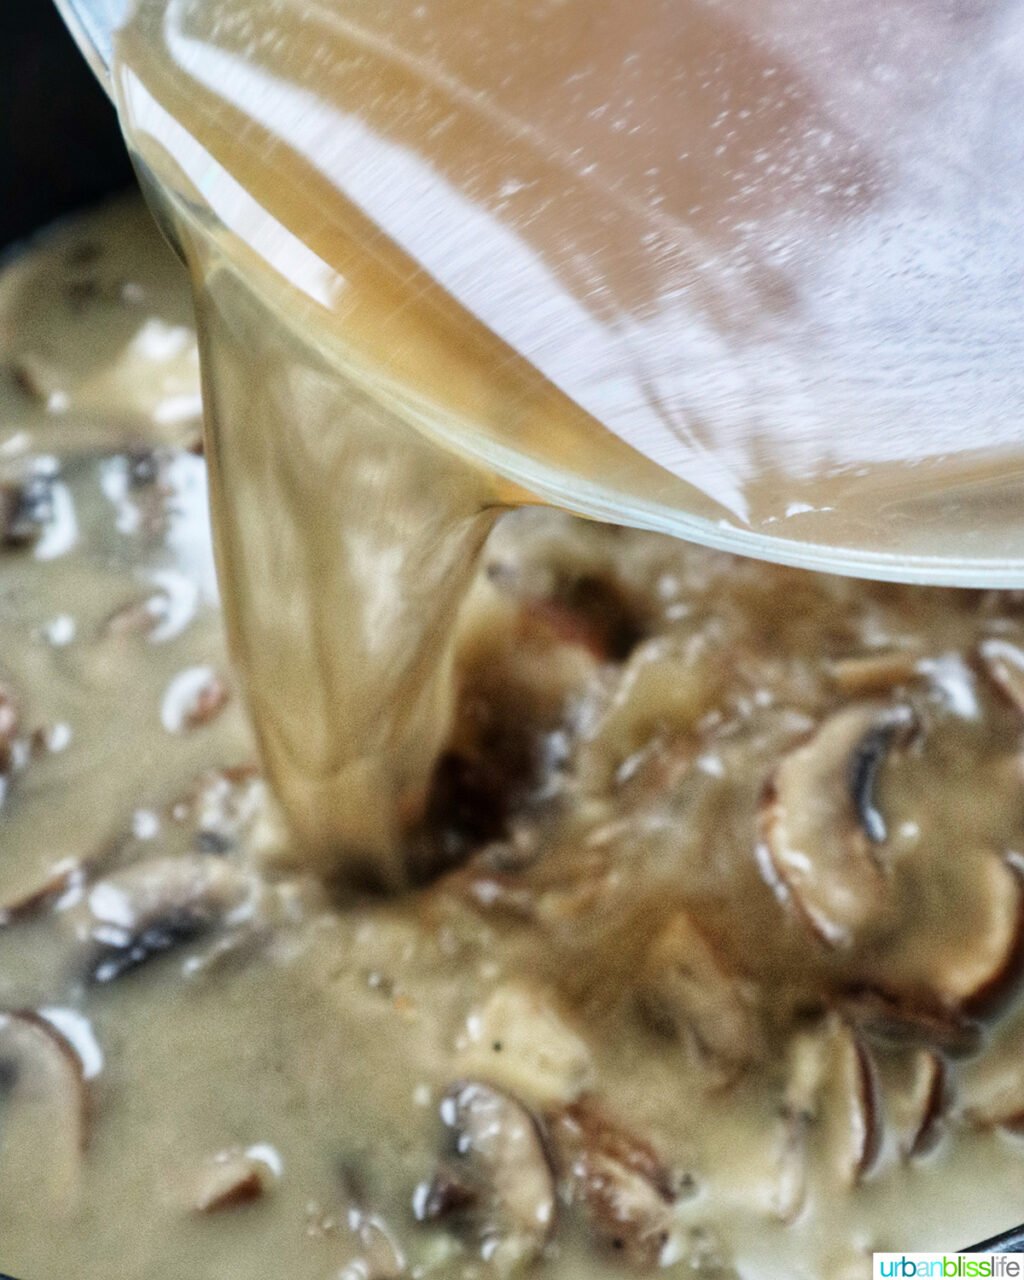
[
  {"left": 67, "top": 854, "right": 260, "bottom": 983},
  {"left": 547, "top": 1097, "right": 680, "bottom": 1269},
  {"left": 759, "top": 703, "right": 917, "bottom": 946},
  {"left": 0, "top": 1010, "right": 88, "bottom": 1212},
  {"left": 183, "top": 676, "right": 230, "bottom": 731},
  {"left": 0, "top": 859, "right": 84, "bottom": 927},
  {"left": 0, "top": 834, "right": 126, "bottom": 930},
  {"left": 875, "top": 1047, "right": 947, "bottom": 1160},
  {"left": 413, "top": 1167, "right": 477, "bottom": 1221},
  {"left": 455, "top": 983, "right": 594, "bottom": 1107},
  {"left": 850, "top": 856, "right": 1024, "bottom": 1030},
  {"left": 416, "top": 1080, "right": 555, "bottom": 1274},
  {"left": 102, "top": 593, "right": 169, "bottom": 639},
  {"left": 781, "top": 1018, "right": 881, "bottom": 1189},
  {"left": 827, "top": 650, "right": 923, "bottom": 696},
  {"left": 932, "top": 855, "right": 1024, "bottom": 1015},
  {"left": 161, "top": 667, "right": 231, "bottom": 734},
  {"left": 192, "top": 1146, "right": 279, "bottom": 1212},
  {"left": 979, "top": 638, "right": 1024, "bottom": 717},
  {"left": 577, "top": 634, "right": 724, "bottom": 793},
  {"left": 638, "top": 911, "right": 762, "bottom": 1072},
  {"left": 827, "top": 1025, "right": 882, "bottom": 1184}
]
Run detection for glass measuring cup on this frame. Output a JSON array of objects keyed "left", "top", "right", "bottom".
[{"left": 56, "top": 0, "right": 1024, "bottom": 587}]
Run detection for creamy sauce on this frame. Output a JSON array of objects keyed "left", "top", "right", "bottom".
[
  {"left": 6, "top": 201, "right": 1024, "bottom": 1277},
  {"left": 107, "top": 0, "right": 1024, "bottom": 864}
]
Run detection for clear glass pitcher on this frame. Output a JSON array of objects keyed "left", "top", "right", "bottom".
[{"left": 55, "top": 0, "right": 1024, "bottom": 589}]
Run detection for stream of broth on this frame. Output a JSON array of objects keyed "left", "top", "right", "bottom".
[{"left": 111, "top": 0, "right": 1024, "bottom": 871}]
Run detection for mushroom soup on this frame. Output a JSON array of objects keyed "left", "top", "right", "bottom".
[{"left": 3, "top": 199, "right": 1024, "bottom": 1278}]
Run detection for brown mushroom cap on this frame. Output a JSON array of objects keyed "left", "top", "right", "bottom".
[{"left": 759, "top": 703, "right": 916, "bottom": 947}]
